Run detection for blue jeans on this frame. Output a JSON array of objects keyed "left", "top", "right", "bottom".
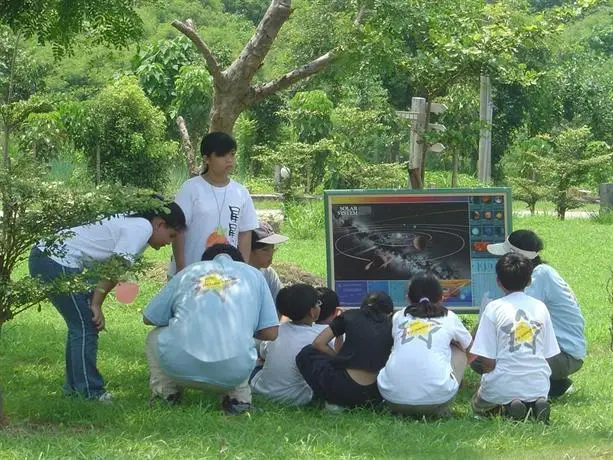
[{"left": 28, "top": 247, "right": 105, "bottom": 399}]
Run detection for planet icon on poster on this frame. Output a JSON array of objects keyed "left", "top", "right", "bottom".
[{"left": 413, "top": 235, "right": 428, "bottom": 251}]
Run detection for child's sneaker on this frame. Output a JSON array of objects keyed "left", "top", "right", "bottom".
[
  {"left": 532, "top": 398, "right": 550, "bottom": 424},
  {"left": 221, "top": 396, "right": 253, "bottom": 416},
  {"left": 503, "top": 399, "right": 527, "bottom": 421},
  {"left": 97, "top": 392, "right": 113, "bottom": 404},
  {"left": 324, "top": 402, "right": 345, "bottom": 413}
]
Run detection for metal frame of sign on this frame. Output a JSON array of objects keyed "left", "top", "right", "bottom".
[{"left": 324, "top": 187, "right": 513, "bottom": 313}]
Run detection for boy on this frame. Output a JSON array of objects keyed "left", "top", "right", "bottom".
[
  {"left": 248, "top": 221, "right": 288, "bottom": 301},
  {"left": 144, "top": 244, "right": 278, "bottom": 415},
  {"left": 250, "top": 284, "right": 324, "bottom": 406},
  {"left": 315, "top": 287, "right": 343, "bottom": 351},
  {"left": 470, "top": 253, "right": 560, "bottom": 422}
]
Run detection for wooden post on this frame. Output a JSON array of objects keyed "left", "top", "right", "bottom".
[
  {"left": 408, "top": 97, "right": 427, "bottom": 189},
  {"left": 478, "top": 75, "right": 492, "bottom": 184},
  {"left": 600, "top": 183, "right": 613, "bottom": 214}
]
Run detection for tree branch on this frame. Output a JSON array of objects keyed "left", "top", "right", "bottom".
[
  {"left": 171, "top": 20, "right": 223, "bottom": 83},
  {"left": 253, "top": 51, "right": 337, "bottom": 101},
  {"left": 226, "top": 0, "right": 293, "bottom": 83}
]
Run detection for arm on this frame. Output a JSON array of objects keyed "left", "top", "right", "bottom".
[
  {"left": 313, "top": 327, "right": 337, "bottom": 357},
  {"left": 90, "top": 279, "right": 117, "bottom": 332},
  {"left": 172, "top": 231, "right": 187, "bottom": 273},
  {"left": 255, "top": 325, "right": 278, "bottom": 341},
  {"left": 238, "top": 231, "right": 252, "bottom": 264}
]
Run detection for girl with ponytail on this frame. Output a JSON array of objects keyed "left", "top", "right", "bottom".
[{"left": 377, "top": 272, "right": 472, "bottom": 418}]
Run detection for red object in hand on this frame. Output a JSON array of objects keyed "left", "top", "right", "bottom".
[{"left": 115, "top": 282, "right": 139, "bottom": 304}]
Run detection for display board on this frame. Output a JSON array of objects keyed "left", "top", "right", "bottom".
[{"left": 325, "top": 188, "right": 513, "bottom": 312}]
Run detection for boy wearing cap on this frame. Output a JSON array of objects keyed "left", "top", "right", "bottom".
[{"left": 249, "top": 221, "right": 288, "bottom": 301}]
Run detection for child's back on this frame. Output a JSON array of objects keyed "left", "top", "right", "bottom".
[
  {"left": 471, "top": 291, "right": 559, "bottom": 404},
  {"left": 250, "top": 322, "right": 322, "bottom": 405}
]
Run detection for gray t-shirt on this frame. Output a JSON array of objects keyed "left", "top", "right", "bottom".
[
  {"left": 251, "top": 322, "right": 326, "bottom": 405},
  {"left": 261, "top": 267, "right": 283, "bottom": 302}
]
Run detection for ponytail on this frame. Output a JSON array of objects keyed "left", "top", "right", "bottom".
[
  {"left": 404, "top": 296, "right": 448, "bottom": 319},
  {"left": 405, "top": 272, "right": 448, "bottom": 319}
]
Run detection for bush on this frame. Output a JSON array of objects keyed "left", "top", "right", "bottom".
[
  {"left": 79, "top": 76, "right": 176, "bottom": 190},
  {"left": 282, "top": 199, "right": 325, "bottom": 240}
]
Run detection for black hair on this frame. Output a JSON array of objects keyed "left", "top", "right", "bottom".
[
  {"left": 496, "top": 252, "right": 533, "bottom": 292},
  {"left": 200, "top": 132, "right": 237, "bottom": 174},
  {"left": 201, "top": 244, "right": 244, "bottom": 262},
  {"left": 316, "top": 287, "right": 340, "bottom": 324},
  {"left": 251, "top": 232, "right": 269, "bottom": 251},
  {"left": 360, "top": 291, "right": 394, "bottom": 322},
  {"left": 404, "top": 272, "right": 448, "bottom": 319},
  {"left": 508, "top": 229, "right": 546, "bottom": 267},
  {"left": 276, "top": 284, "right": 319, "bottom": 322},
  {"left": 130, "top": 195, "right": 186, "bottom": 231}
]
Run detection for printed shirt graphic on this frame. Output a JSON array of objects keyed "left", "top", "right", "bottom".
[
  {"left": 526, "top": 264, "right": 586, "bottom": 360},
  {"left": 377, "top": 310, "right": 472, "bottom": 405},
  {"left": 470, "top": 291, "right": 560, "bottom": 405},
  {"left": 145, "top": 254, "right": 278, "bottom": 388},
  {"left": 168, "top": 176, "right": 258, "bottom": 276}
]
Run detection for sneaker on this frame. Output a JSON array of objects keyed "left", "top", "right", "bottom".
[
  {"left": 149, "top": 391, "right": 182, "bottom": 407},
  {"left": 549, "top": 378, "right": 573, "bottom": 398},
  {"left": 97, "top": 392, "right": 113, "bottom": 404},
  {"left": 324, "top": 402, "right": 345, "bottom": 413},
  {"left": 221, "top": 396, "right": 253, "bottom": 416},
  {"left": 504, "top": 399, "right": 527, "bottom": 421},
  {"left": 532, "top": 398, "right": 550, "bottom": 424}
]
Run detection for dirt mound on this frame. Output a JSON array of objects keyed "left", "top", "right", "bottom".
[
  {"left": 274, "top": 262, "right": 325, "bottom": 287},
  {"left": 143, "top": 260, "right": 325, "bottom": 287}
]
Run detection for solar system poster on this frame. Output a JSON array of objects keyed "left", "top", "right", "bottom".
[{"left": 324, "top": 189, "right": 513, "bottom": 312}]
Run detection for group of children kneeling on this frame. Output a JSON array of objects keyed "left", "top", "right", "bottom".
[{"left": 251, "top": 250, "right": 568, "bottom": 424}]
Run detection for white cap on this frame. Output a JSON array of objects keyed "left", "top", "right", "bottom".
[{"left": 486, "top": 238, "right": 538, "bottom": 260}]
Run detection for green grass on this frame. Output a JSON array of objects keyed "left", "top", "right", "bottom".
[{"left": 1, "top": 216, "right": 613, "bottom": 458}]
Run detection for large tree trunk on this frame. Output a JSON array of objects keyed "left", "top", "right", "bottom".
[{"left": 172, "top": 0, "right": 361, "bottom": 134}]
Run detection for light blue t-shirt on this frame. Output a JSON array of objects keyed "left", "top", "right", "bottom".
[
  {"left": 525, "top": 264, "right": 586, "bottom": 360},
  {"left": 144, "top": 254, "right": 279, "bottom": 388}
]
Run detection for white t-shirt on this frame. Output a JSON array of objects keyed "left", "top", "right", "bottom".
[
  {"left": 470, "top": 291, "right": 560, "bottom": 404},
  {"left": 38, "top": 216, "right": 153, "bottom": 269},
  {"left": 251, "top": 322, "right": 323, "bottom": 405},
  {"left": 377, "top": 309, "right": 472, "bottom": 405},
  {"left": 169, "top": 176, "right": 258, "bottom": 275}
]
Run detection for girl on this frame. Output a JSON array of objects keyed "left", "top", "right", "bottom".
[
  {"left": 296, "top": 291, "right": 394, "bottom": 409},
  {"left": 377, "top": 273, "right": 472, "bottom": 418},
  {"left": 28, "top": 200, "right": 186, "bottom": 401},
  {"left": 169, "top": 132, "right": 258, "bottom": 276},
  {"left": 487, "top": 229, "right": 586, "bottom": 397}
]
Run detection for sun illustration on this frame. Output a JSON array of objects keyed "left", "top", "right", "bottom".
[
  {"left": 194, "top": 271, "right": 238, "bottom": 301},
  {"left": 501, "top": 309, "right": 543, "bottom": 354},
  {"left": 399, "top": 318, "right": 441, "bottom": 348}
]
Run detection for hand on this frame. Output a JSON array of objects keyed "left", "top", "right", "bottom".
[{"left": 90, "top": 303, "right": 105, "bottom": 332}]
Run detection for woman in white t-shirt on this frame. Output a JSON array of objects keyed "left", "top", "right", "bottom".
[
  {"left": 377, "top": 273, "right": 472, "bottom": 418},
  {"left": 28, "top": 200, "right": 186, "bottom": 401},
  {"left": 170, "top": 132, "right": 258, "bottom": 276}
]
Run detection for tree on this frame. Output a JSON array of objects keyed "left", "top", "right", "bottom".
[
  {"left": 172, "top": 0, "right": 365, "bottom": 133},
  {"left": 76, "top": 77, "right": 176, "bottom": 190},
  {"left": 0, "top": 0, "right": 149, "bottom": 57}
]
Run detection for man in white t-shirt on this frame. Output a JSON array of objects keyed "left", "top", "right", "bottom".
[
  {"left": 470, "top": 253, "right": 560, "bottom": 423},
  {"left": 248, "top": 221, "right": 288, "bottom": 302},
  {"left": 250, "top": 284, "right": 324, "bottom": 405}
]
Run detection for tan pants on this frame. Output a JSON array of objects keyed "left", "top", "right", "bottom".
[
  {"left": 145, "top": 328, "right": 252, "bottom": 403},
  {"left": 387, "top": 345, "right": 468, "bottom": 417}
]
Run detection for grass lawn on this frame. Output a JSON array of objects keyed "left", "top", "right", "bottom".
[{"left": 1, "top": 216, "right": 612, "bottom": 459}]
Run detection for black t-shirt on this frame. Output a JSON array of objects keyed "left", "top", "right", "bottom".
[{"left": 329, "top": 309, "right": 393, "bottom": 372}]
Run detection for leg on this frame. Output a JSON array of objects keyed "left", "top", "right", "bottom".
[
  {"left": 450, "top": 345, "right": 468, "bottom": 384},
  {"left": 387, "top": 401, "right": 453, "bottom": 419},
  {"left": 471, "top": 392, "right": 503, "bottom": 417},
  {"left": 547, "top": 351, "right": 583, "bottom": 397},
  {"left": 295, "top": 345, "right": 335, "bottom": 401},
  {"left": 145, "top": 328, "right": 182, "bottom": 400}
]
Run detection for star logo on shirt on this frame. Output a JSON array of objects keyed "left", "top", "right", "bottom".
[
  {"left": 501, "top": 309, "right": 543, "bottom": 354},
  {"left": 194, "top": 271, "right": 238, "bottom": 301},
  {"left": 399, "top": 318, "right": 441, "bottom": 349}
]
